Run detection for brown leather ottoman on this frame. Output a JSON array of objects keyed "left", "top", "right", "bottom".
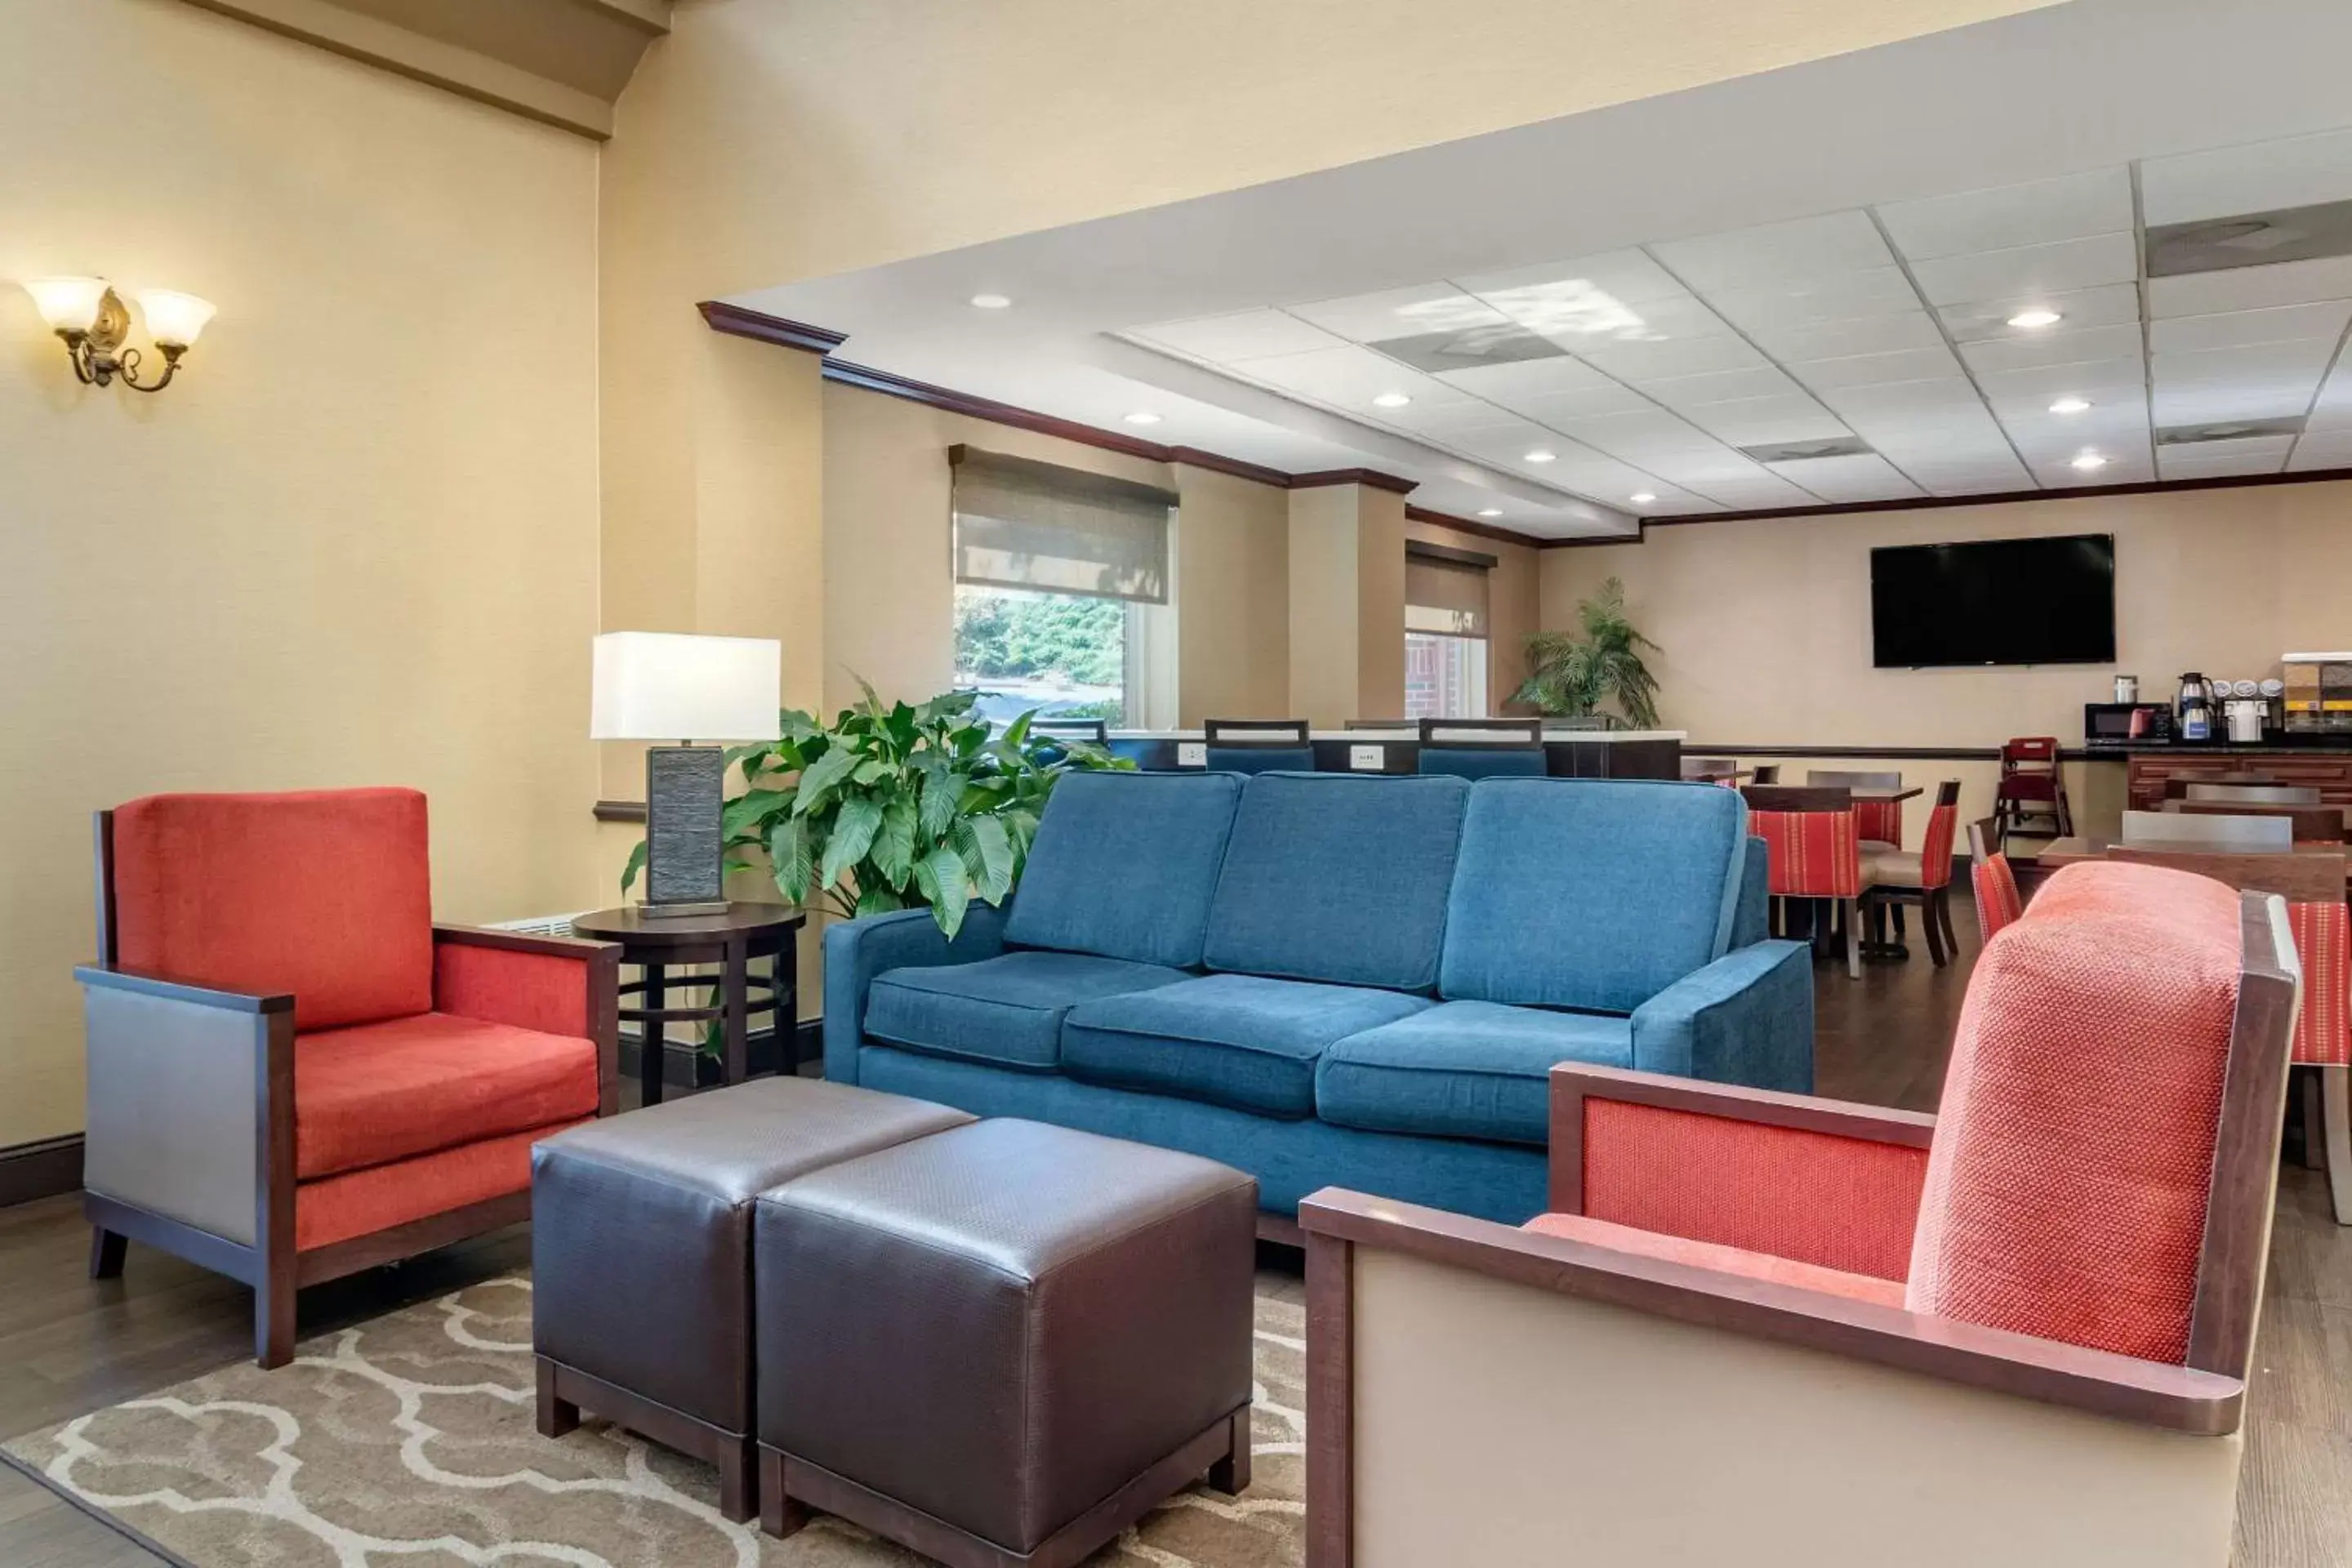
[
  {"left": 530, "top": 1077, "right": 972, "bottom": 1521},
  {"left": 752, "top": 1118, "right": 1258, "bottom": 1566}
]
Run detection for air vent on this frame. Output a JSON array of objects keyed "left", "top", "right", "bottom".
[
  {"left": 1738, "top": 436, "right": 1873, "bottom": 463},
  {"left": 2147, "top": 198, "right": 2352, "bottom": 277},
  {"left": 2156, "top": 416, "right": 2307, "bottom": 446},
  {"left": 488, "top": 911, "right": 593, "bottom": 938}
]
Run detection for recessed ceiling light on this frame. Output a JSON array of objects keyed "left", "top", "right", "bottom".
[
  {"left": 2049, "top": 396, "right": 2093, "bottom": 415},
  {"left": 1524, "top": 449, "right": 1557, "bottom": 464},
  {"left": 1123, "top": 411, "right": 1162, "bottom": 425},
  {"left": 1630, "top": 492, "right": 1658, "bottom": 505},
  {"left": 2007, "top": 308, "right": 2063, "bottom": 329},
  {"left": 1477, "top": 508, "right": 1503, "bottom": 518},
  {"left": 2070, "top": 451, "right": 2109, "bottom": 471},
  {"left": 1372, "top": 391, "right": 1412, "bottom": 408},
  {"left": 969, "top": 292, "right": 1013, "bottom": 310}
]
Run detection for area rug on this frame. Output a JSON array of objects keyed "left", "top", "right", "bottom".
[{"left": 3, "top": 1275, "right": 1305, "bottom": 1567}]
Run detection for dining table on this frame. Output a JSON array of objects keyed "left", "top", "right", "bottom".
[{"left": 2029, "top": 835, "right": 2352, "bottom": 895}]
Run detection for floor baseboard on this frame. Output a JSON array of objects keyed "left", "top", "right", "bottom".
[{"left": 0, "top": 1134, "right": 84, "bottom": 1209}]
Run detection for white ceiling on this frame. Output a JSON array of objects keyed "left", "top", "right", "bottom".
[{"left": 732, "top": 0, "right": 2352, "bottom": 538}]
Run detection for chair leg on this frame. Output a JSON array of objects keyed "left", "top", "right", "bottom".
[
  {"left": 1891, "top": 902, "right": 1907, "bottom": 939},
  {"left": 2323, "top": 1067, "right": 2351, "bottom": 1227},
  {"left": 1936, "top": 886, "right": 1959, "bottom": 955},
  {"left": 1922, "top": 893, "right": 1949, "bottom": 968},
  {"left": 1845, "top": 898, "right": 1862, "bottom": 980},
  {"left": 89, "top": 1227, "right": 127, "bottom": 1281},
  {"left": 256, "top": 1266, "right": 296, "bottom": 1370}
]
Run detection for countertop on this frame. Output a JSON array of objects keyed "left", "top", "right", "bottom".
[
  {"left": 2082, "top": 738, "right": 2352, "bottom": 757},
  {"left": 1106, "top": 728, "right": 1688, "bottom": 744}
]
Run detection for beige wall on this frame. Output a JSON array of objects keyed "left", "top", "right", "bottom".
[
  {"left": 1174, "top": 465, "right": 1292, "bottom": 724},
  {"left": 1406, "top": 515, "right": 1543, "bottom": 715},
  {"left": 1541, "top": 480, "right": 2352, "bottom": 843},
  {"left": 0, "top": 0, "right": 604, "bottom": 1146}
]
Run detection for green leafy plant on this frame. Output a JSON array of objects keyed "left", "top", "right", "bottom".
[
  {"left": 621, "top": 684, "right": 1131, "bottom": 939},
  {"left": 1513, "top": 577, "right": 1661, "bottom": 728}
]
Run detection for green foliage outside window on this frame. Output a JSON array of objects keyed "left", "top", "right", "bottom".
[{"left": 954, "top": 589, "right": 1124, "bottom": 687}]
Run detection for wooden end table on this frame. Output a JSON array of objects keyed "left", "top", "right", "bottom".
[{"left": 570, "top": 902, "right": 805, "bottom": 1107}]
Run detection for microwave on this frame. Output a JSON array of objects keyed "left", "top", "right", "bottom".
[{"left": 2083, "top": 702, "right": 2174, "bottom": 750}]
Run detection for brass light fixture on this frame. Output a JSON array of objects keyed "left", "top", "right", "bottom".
[{"left": 21, "top": 278, "right": 214, "bottom": 393}]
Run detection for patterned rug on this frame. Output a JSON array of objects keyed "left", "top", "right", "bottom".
[{"left": 4, "top": 1274, "right": 1305, "bottom": 1567}]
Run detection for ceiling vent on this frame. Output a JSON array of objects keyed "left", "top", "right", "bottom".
[
  {"left": 2156, "top": 416, "right": 2308, "bottom": 445},
  {"left": 2146, "top": 199, "right": 2352, "bottom": 276},
  {"left": 1738, "top": 436, "right": 1873, "bottom": 463}
]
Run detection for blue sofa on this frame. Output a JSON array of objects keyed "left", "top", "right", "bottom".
[{"left": 824, "top": 771, "right": 1811, "bottom": 1224}]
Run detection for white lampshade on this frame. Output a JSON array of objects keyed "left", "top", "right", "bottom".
[
  {"left": 136, "top": 289, "right": 216, "bottom": 350},
  {"left": 590, "top": 631, "right": 782, "bottom": 742},
  {"left": 23, "top": 276, "right": 110, "bottom": 333}
]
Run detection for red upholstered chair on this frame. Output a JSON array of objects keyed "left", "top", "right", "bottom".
[
  {"left": 1861, "top": 779, "right": 1962, "bottom": 966},
  {"left": 1742, "top": 784, "right": 1863, "bottom": 979},
  {"left": 1993, "top": 734, "right": 2073, "bottom": 840},
  {"left": 1968, "top": 816, "right": 2025, "bottom": 940},
  {"left": 1300, "top": 861, "right": 2299, "bottom": 1568},
  {"left": 1806, "top": 768, "right": 1904, "bottom": 849},
  {"left": 78, "top": 788, "right": 620, "bottom": 1366}
]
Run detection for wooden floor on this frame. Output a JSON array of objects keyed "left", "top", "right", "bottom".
[{"left": 3, "top": 896, "right": 2347, "bottom": 1565}]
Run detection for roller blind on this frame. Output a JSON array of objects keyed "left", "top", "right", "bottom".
[
  {"left": 1405, "top": 551, "right": 1490, "bottom": 636},
  {"left": 951, "top": 445, "right": 1175, "bottom": 604}
]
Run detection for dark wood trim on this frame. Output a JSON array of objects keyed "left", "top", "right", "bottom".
[
  {"left": 82, "top": 1191, "right": 260, "bottom": 1285},
  {"left": 294, "top": 1189, "right": 532, "bottom": 1290},
  {"left": 1165, "top": 444, "right": 1298, "bottom": 488},
  {"left": 594, "top": 798, "right": 648, "bottom": 823},
  {"left": 697, "top": 301, "right": 846, "bottom": 355},
  {"left": 434, "top": 924, "right": 621, "bottom": 961},
  {"left": 1688, "top": 744, "right": 2025, "bottom": 762},
  {"left": 0, "top": 1134, "right": 84, "bottom": 1209},
  {"left": 590, "top": 947, "right": 623, "bottom": 1116},
  {"left": 92, "top": 810, "right": 117, "bottom": 966},
  {"left": 2185, "top": 890, "right": 2302, "bottom": 1379},
  {"left": 2169, "top": 800, "right": 2348, "bottom": 844},
  {"left": 1292, "top": 467, "right": 1416, "bottom": 495},
  {"left": 1297, "top": 1188, "right": 2243, "bottom": 1434},
  {"left": 1742, "top": 784, "right": 1854, "bottom": 813},
  {"left": 1403, "top": 504, "right": 1552, "bottom": 551},
  {"left": 257, "top": 1006, "right": 297, "bottom": 1367},
  {"left": 541, "top": 1356, "right": 755, "bottom": 1521},
  {"left": 1305, "top": 1232, "right": 1352, "bottom": 1568},
  {"left": 1404, "top": 537, "right": 1499, "bottom": 570},
  {"left": 73, "top": 964, "right": 295, "bottom": 1014},
  {"left": 824, "top": 358, "right": 1174, "bottom": 462}
]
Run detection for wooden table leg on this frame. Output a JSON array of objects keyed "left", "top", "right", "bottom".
[
  {"left": 776, "top": 928, "right": 801, "bottom": 1071},
  {"left": 723, "top": 937, "right": 749, "bottom": 1087},
  {"left": 641, "top": 961, "right": 666, "bottom": 1107}
]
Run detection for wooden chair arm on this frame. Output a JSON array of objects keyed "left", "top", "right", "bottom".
[
  {"left": 74, "top": 963, "right": 294, "bottom": 1014},
  {"left": 432, "top": 924, "right": 620, "bottom": 961}
]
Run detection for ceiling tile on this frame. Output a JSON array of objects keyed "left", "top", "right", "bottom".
[
  {"left": 2150, "top": 383, "right": 2319, "bottom": 427},
  {"left": 1454, "top": 250, "right": 1690, "bottom": 307},
  {"left": 1960, "top": 323, "right": 2146, "bottom": 376},
  {"left": 2148, "top": 300, "right": 2352, "bottom": 354},
  {"left": 2141, "top": 127, "right": 2352, "bottom": 226},
  {"left": 1896, "top": 455, "right": 2038, "bottom": 495},
  {"left": 1999, "top": 404, "right": 2152, "bottom": 458},
  {"left": 1576, "top": 333, "right": 1768, "bottom": 383},
  {"left": 1129, "top": 310, "right": 1346, "bottom": 363},
  {"left": 1542, "top": 408, "right": 1725, "bottom": 462},
  {"left": 1441, "top": 420, "right": 1595, "bottom": 467},
  {"left": 1374, "top": 324, "right": 1575, "bottom": 373},
  {"left": 2148, "top": 256, "right": 2352, "bottom": 318},
  {"left": 1909, "top": 231, "right": 2140, "bottom": 306},
  {"left": 1639, "top": 364, "right": 1802, "bottom": 409},
  {"left": 1784, "top": 344, "right": 1964, "bottom": 390},
  {"left": 1434, "top": 355, "right": 1618, "bottom": 398},
  {"left": 2034, "top": 453, "right": 2158, "bottom": 487},
  {"left": 2287, "top": 431, "right": 2352, "bottom": 470},
  {"left": 1637, "top": 448, "right": 1778, "bottom": 485},
  {"left": 1285, "top": 285, "right": 1507, "bottom": 343},
  {"left": 1743, "top": 312, "right": 1946, "bottom": 363},
  {"left": 1683, "top": 472, "right": 1830, "bottom": 510},
  {"left": 1678, "top": 394, "right": 1851, "bottom": 447},
  {"left": 1227, "top": 343, "right": 1436, "bottom": 404},
  {"left": 2304, "top": 368, "right": 2352, "bottom": 431},
  {"left": 1497, "top": 382, "right": 1660, "bottom": 424},
  {"left": 1700, "top": 269, "right": 1923, "bottom": 332},
  {"left": 1762, "top": 452, "right": 1923, "bottom": 503},
  {"left": 1648, "top": 212, "right": 1892, "bottom": 292},
  {"left": 1814, "top": 376, "right": 1989, "bottom": 422},
  {"left": 2158, "top": 445, "right": 2289, "bottom": 479},
  {"left": 1974, "top": 356, "right": 2149, "bottom": 407},
  {"left": 1938, "top": 283, "right": 2141, "bottom": 341},
  {"left": 2158, "top": 433, "right": 2295, "bottom": 461},
  {"left": 2153, "top": 337, "right": 2340, "bottom": 388},
  {"left": 1877, "top": 168, "right": 2136, "bottom": 262},
  {"left": 1368, "top": 397, "right": 1530, "bottom": 438}
]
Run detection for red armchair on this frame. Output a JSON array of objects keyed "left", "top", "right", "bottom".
[
  {"left": 79, "top": 788, "right": 619, "bottom": 1366},
  {"left": 1300, "top": 860, "right": 2298, "bottom": 1567}
]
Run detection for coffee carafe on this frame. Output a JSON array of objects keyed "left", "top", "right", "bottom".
[{"left": 2177, "top": 672, "right": 2215, "bottom": 741}]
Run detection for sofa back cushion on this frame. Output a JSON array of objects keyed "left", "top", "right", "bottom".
[
  {"left": 1202, "top": 773, "right": 1468, "bottom": 991},
  {"left": 1004, "top": 771, "right": 1242, "bottom": 968},
  {"left": 1439, "top": 779, "right": 1747, "bottom": 1013},
  {"left": 110, "top": 787, "right": 435, "bottom": 1031},
  {"left": 1905, "top": 861, "right": 2243, "bottom": 1364}
]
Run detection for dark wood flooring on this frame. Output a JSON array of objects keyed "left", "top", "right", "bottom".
[{"left": 2, "top": 896, "right": 2346, "bottom": 1565}]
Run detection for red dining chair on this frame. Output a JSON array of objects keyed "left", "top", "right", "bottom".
[
  {"left": 1742, "top": 785, "right": 1862, "bottom": 980},
  {"left": 1992, "top": 736, "right": 2072, "bottom": 840},
  {"left": 1807, "top": 769, "right": 1904, "bottom": 849},
  {"left": 1967, "top": 817, "right": 2024, "bottom": 940},
  {"left": 1862, "top": 780, "right": 1962, "bottom": 966}
]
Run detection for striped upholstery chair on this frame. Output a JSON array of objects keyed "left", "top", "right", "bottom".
[
  {"left": 1862, "top": 780, "right": 1961, "bottom": 967},
  {"left": 1743, "top": 785, "right": 1863, "bottom": 980},
  {"left": 1807, "top": 769, "right": 1903, "bottom": 849},
  {"left": 1968, "top": 817, "right": 2025, "bottom": 940}
]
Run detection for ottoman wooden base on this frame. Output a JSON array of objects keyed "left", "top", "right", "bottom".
[
  {"left": 760, "top": 1407, "right": 1250, "bottom": 1568},
  {"left": 538, "top": 1357, "right": 757, "bottom": 1523}
]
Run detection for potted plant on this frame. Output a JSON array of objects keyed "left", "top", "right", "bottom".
[{"left": 1513, "top": 577, "right": 1662, "bottom": 729}]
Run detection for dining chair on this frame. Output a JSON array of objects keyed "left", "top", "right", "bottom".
[
  {"left": 1203, "top": 717, "right": 1314, "bottom": 773},
  {"left": 2170, "top": 800, "right": 2347, "bottom": 844},
  {"left": 1742, "top": 784, "right": 1863, "bottom": 980},
  {"left": 2185, "top": 783, "right": 2323, "bottom": 804},
  {"left": 1807, "top": 769, "right": 1904, "bottom": 849},
  {"left": 1682, "top": 755, "right": 1740, "bottom": 782},
  {"left": 2105, "top": 846, "right": 2350, "bottom": 1227},
  {"left": 1967, "top": 817, "right": 2024, "bottom": 940},
  {"left": 2163, "top": 774, "right": 2287, "bottom": 799},
  {"left": 1862, "top": 780, "right": 1962, "bottom": 966},
  {"left": 1749, "top": 764, "right": 1780, "bottom": 785},
  {"left": 2123, "top": 809, "right": 2294, "bottom": 852},
  {"left": 1415, "top": 719, "right": 1547, "bottom": 779},
  {"left": 1992, "top": 737, "right": 2071, "bottom": 840}
]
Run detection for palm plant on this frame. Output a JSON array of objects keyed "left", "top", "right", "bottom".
[{"left": 1513, "top": 577, "right": 1662, "bottom": 728}]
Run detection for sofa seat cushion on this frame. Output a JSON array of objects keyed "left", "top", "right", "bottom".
[
  {"left": 296, "top": 1011, "right": 599, "bottom": 1180},
  {"left": 1316, "top": 1001, "right": 1633, "bottom": 1146},
  {"left": 864, "top": 951, "right": 1187, "bottom": 1071},
  {"left": 1063, "top": 973, "right": 1430, "bottom": 1118},
  {"left": 1521, "top": 1212, "right": 1906, "bottom": 1307}
]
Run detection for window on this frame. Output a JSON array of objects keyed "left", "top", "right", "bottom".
[
  {"left": 1405, "top": 543, "right": 1493, "bottom": 719},
  {"left": 949, "top": 445, "right": 1177, "bottom": 728}
]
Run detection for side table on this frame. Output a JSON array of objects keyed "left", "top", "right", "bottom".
[{"left": 570, "top": 903, "right": 806, "bottom": 1107}]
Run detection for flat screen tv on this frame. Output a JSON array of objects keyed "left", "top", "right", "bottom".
[{"left": 1870, "top": 533, "right": 2116, "bottom": 668}]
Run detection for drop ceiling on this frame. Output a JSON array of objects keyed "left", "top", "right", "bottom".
[{"left": 731, "top": 0, "right": 2352, "bottom": 539}]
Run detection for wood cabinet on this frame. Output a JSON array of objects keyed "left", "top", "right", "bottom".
[{"left": 2125, "top": 751, "right": 2352, "bottom": 810}]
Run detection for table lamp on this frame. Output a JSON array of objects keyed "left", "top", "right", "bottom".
[{"left": 591, "top": 631, "right": 782, "bottom": 917}]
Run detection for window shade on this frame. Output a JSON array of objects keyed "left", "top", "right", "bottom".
[
  {"left": 951, "top": 445, "right": 1175, "bottom": 604},
  {"left": 1405, "top": 551, "right": 1490, "bottom": 636}
]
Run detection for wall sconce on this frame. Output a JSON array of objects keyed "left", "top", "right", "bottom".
[{"left": 21, "top": 278, "right": 214, "bottom": 393}]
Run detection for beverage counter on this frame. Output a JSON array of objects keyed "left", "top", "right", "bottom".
[{"left": 1097, "top": 728, "right": 1686, "bottom": 779}]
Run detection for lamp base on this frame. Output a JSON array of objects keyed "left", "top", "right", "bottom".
[{"left": 644, "top": 743, "right": 728, "bottom": 911}]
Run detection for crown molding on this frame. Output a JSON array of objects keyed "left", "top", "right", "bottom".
[
  {"left": 697, "top": 302, "right": 849, "bottom": 354},
  {"left": 1404, "top": 504, "right": 1567, "bottom": 552}
]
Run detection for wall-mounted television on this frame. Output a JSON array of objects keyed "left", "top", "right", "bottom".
[{"left": 1870, "top": 533, "right": 2116, "bottom": 668}]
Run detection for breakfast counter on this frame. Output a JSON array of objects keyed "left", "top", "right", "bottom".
[{"left": 1096, "top": 728, "right": 1686, "bottom": 778}]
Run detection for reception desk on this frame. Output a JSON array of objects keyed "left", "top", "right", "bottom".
[{"left": 1098, "top": 728, "right": 1686, "bottom": 780}]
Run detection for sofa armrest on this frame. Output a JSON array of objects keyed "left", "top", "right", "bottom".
[
  {"left": 1628, "top": 938, "right": 1814, "bottom": 1093},
  {"left": 822, "top": 902, "right": 1009, "bottom": 1084},
  {"left": 433, "top": 926, "right": 622, "bottom": 1116},
  {"left": 1548, "top": 1062, "right": 1934, "bottom": 1280}
]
